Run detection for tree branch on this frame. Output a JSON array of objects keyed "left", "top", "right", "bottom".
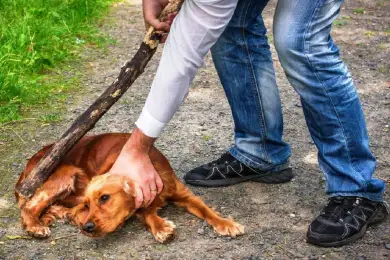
[{"left": 15, "top": 0, "right": 184, "bottom": 198}]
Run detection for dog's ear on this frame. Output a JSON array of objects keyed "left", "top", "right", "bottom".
[{"left": 122, "top": 179, "right": 136, "bottom": 197}]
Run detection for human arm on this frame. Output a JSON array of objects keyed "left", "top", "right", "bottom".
[{"left": 110, "top": 0, "right": 238, "bottom": 208}]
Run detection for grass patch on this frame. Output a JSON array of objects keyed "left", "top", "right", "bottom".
[
  {"left": 39, "top": 113, "right": 62, "bottom": 123},
  {"left": 267, "top": 34, "right": 274, "bottom": 44},
  {"left": 353, "top": 7, "right": 365, "bottom": 14},
  {"left": 364, "top": 31, "right": 376, "bottom": 37},
  {"left": 333, "top": 16, "right": 350, "bottom": 27},
  {"left": 0, "top": 0, "right": 118, "bottom": 123},
  {"left": 333, "top": 20, "right": 347, "bottom": 27},
  {"left": 378, "top": 66, "right": 390, "bottom": 74}
]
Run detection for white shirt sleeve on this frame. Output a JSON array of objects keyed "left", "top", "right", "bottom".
[{"left": 135, "top": 0, "right": 238, "bottom": 138}]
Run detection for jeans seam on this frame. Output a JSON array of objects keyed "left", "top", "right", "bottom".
[
  {"left": 239, "top": 0, "right": 270, "bottom": 162},
  {"left": 303, "top": 0, "right": 366, "bottom": 187}
]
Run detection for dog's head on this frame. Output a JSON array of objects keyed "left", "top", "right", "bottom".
[{"left": 71, "top": 173, "right": 137, "bottom": 237}]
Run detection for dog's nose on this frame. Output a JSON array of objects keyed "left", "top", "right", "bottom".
[{"left": 82, "top": 222, "right": 96, "bottom": 232}]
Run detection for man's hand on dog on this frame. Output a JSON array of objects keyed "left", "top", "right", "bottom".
[
  {"left": 111, "top": 0, "right": 178, "bottom": 207},
  {"left": 109, "top": 128, "right": 163, "bottom": 208},
  {"left": 111, "top": 0, "right": 177, "bottom": 207},
  {"left": 143, "top": 0, "right": 177, "bottom": 42}
]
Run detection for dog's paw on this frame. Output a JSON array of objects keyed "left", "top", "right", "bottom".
[
  {"left": 154, "top": 220, "right": 176, "bottom": 243},
  {"left": 27, "top": 225, "right": 51, "bottom": 238},
  {"left": 40, "top": 215, "right": 56, "bottom": 227},
  {"left": 213, "top": 219, "right": 244, "bottom": 238}
]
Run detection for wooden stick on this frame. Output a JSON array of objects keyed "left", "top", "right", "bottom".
[{"left": 15, "top": 0, "right": 184, "bottom": 198}]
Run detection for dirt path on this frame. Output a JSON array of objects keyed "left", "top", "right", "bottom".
[{"left": 0, "top": 0, "right": 389, "bottom": 259}]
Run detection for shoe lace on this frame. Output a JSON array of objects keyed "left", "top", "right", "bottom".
[
  {"left": 207, "top": 152, "right": 235, "bottom": 167},
  {"left": 321, "top": 197, "right": 361, "bottom": 223}
]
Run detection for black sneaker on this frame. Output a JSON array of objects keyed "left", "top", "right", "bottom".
[
  {"left": 307, "top": 196, "right": 389, "bottom": 247},
  {"left": 184, "top": 152, "right": 293, "bottom": 187}
]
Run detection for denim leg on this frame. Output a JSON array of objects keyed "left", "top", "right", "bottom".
[
  {"left": 273, "top": 0, "right": 385, "bottom": 201},
  {"left": 211, "top": 0, "right": 291, "bottom": 171}
]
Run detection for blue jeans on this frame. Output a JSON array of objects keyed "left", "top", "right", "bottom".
[{"left": 211, "top": 0, "right": 385, "bottom": 201}]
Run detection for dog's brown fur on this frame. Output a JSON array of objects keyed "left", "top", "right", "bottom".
[{"left": 15, "top": 133, "right": 244, "bottom": 242}]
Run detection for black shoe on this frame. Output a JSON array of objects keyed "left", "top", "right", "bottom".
[
  {"left": 184, "top": 152, "right": 293, "bottom": 187},
  {"left": 307, "top": 196, "right": 389, "bottom": 247}
]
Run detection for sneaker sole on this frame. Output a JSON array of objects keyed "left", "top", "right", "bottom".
[
  {"left": 306, "top": 204, "right": 388, "bottom": 247},
  {"left": 184, "top": 168, "right": 294, "bottom": 187}
]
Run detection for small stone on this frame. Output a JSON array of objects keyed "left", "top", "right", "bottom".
[
  {"left": 289, "top": 213, "right": 296, "bottom": 218},
  {"left": 254, "top": 228, "right": 264, "bottom": 233},
  {"left": 202, "top": 220, "right": 208, "bottom": 227},
  {"left": 308, "top": 256, "right": 317, "bottom": 260},
  {"left": 197, "top": 228, "right": 204, "bottom": 235},
  {"left": 356, "top": 256, "right": 365, "bottom": 260},
  {"left": 1, "top": 218, "right": 11, "bottom": 224},
  {"left": 207, "top": 140, "right": 214, "bottom": 145},
  {"left": 385, "top": 243, "right": 390, "bottom": 250}
]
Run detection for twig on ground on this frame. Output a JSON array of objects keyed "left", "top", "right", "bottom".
[
  {"left": 0, "top": 118, "right": 37, "bottom": 127},
  {"left": 53, "top": 233, "right": 78, "bottom": 240},
  {"left": 6, "top": 235, "right": 32, "bottom": 240},
  {"left": 277, "top": 245, "right": 304, "bottom": 258},
  {"left": 10, "top": 128, "right": 26, "bottom": 144}
]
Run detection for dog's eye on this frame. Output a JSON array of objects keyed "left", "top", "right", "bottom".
[{"left": 100, "top": 194, "right": 110, "bottom": 203}]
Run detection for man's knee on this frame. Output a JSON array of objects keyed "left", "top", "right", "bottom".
[{"left": 274, "top": 24, "right": 304, "bottom": 65}]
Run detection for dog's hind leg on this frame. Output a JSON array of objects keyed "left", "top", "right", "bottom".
[
  {"left": 170, "top": 180, "right": 244, "bottom": 238},
  {"left": 136, "top": 207, "right": 176, "bottom": 243},
  {"left": 21, "top": 165, "right": 86, "bottom": 238}
]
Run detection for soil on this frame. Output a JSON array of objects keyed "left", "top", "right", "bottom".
[{"left": 0, "top": 0, "right": 389, "bottom": 259}]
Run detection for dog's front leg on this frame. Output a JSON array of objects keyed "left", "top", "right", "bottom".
[
  {"left": 136, "top": 208, "right": 176, "bottom": 243},
  {"left": 20, "top": 165, "right": 85, "bottom": 238},
  {"left": 40, "top": 205, "right": 72, "bottom": 226}
]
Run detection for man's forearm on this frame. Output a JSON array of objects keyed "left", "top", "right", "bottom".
[{"left": 136, "top": 0, "right": 238, "bottom": 138}]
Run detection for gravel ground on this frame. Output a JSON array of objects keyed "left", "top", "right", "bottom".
[{"left": 0, "top": 0, "right": 389, "bottom": 259}]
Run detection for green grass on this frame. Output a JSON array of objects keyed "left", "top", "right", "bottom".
[
  {"left": 364, "top": 31, "right": 376, "bottom": 37},
  {"left": 0, "top": 0, "right": 118, "bottom": 123},
  {"left": 39, "top": 112, "right": 62, "bottom": 123},
  {"left": 353, "top": 7, "right": 365, "bottom": 14},
  {"left": 333, "top": 16, "right": 350, "bottom": 27}
]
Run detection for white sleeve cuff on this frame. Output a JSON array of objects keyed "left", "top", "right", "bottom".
[{"left": 135, "top": 108, "right": 167, "bottom": 138}]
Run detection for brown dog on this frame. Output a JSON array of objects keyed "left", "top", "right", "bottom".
[{"left": 15, "top": 133, "right": 244, "bottom": 242}]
